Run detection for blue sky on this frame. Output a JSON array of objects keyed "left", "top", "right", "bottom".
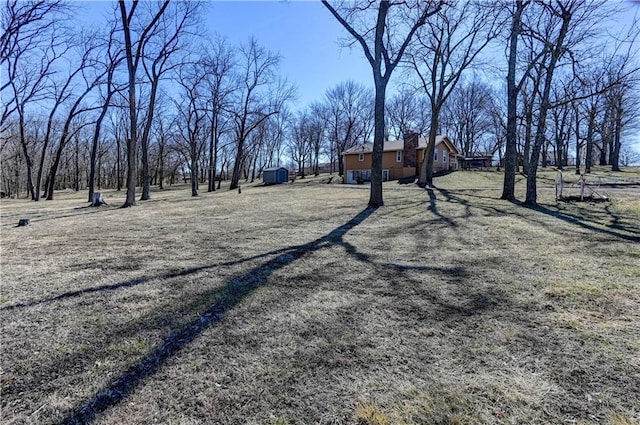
[
  {"left": 76, "top": 0, "right": 639, "bottom": 156},
  {"left": 205, "top": 1, "right": 373, "bottom": 106},
  {"left": 78, "top": 1, "right": 374, "bottom": 107}
]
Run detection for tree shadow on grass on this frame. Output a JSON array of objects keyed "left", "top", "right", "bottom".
[
  {"left": 0, "top": 204, "right": 114, "bottom": 229},
  {"left": 60, "top": 207, "right": 381, "bottom": 424},
  {"left": 529, "top": 204, "right": 640, "bottom": 243},
  {"left": 426, "top": 188, "right": 458, "bottom": 227},
  {"left": 430, "top": 187, "right": 639, "bottom": 243},
  {"left": 0, "top": 247, "right": 301, "bottom": 313}
]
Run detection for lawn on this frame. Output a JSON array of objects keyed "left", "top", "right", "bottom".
[{"left": 1, "top": 169, "right": 639, "bottom": 425}]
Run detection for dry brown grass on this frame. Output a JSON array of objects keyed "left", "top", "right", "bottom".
[{"left": 1, "top": 170, "right": 639, "bottom": 425}]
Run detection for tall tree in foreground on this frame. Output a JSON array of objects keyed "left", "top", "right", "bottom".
[
  {"left": 410, "top": 1, "right": 500, "bottom": 188},
  {"left": 322, "top": 0, "right": 444, "bottom": 207},
  {"left": 138, "top": 1, "right": 199, "bottom": 201},
  {"left": 501, "top": 0, "right": 529, "bottom": 201},
  {"left": 522, "top": 0, "right": 625, "bottom": 205},
  {"left": 118, "top": 0, "right": 170, "bottom": 207}
]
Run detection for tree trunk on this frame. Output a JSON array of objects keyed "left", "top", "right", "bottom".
[
  {"left": 368, "top": 76, "right": 386, "bottom": 207},
  {"left": 207, "top": 113, "right": 217, "bottom": 192},
  {"left": 230, "top": 138, "right": 244, "bottom": 190},
  {"left": 89, "top": 102, "right": 110, "bottom": 201},
  {"left": 585, "top": 105, "right": 595, "bottom": 174},
  {"left": 501, "top": 1, "right": 521, "bottom": 201},
  {"left": 611, "top": 98, "right": 622, "bottom": 171},
  {"left": 139, "top": 76, "right": 160, "bottom": 201},
  {"left": 74, "top": 135, "right": 80, "bottom": 191},
  {"left": 120, "top": 1, "right": 137, "bottom": 207},
  {"left": 45, "top": 139, "right": 66, "bottom": 200},
  {"left": 191, "top": 163, "right": 198, "bottom": 196},
  {"left": 418, "top": 115, "right": 439, "bottom": 188},
  {"left": 116, "top": 135, "right": 122, "bottom": 191},
  {"left": 17, "top": 114, "right": 36, "bottom": 201},
  {"left": 158, "top": 142, "right": 165, "bottom": 190}
]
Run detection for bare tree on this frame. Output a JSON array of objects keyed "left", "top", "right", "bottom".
[
  {"left": 521, "top": 0, "right": 632, "bottom": 205},
  {"left": 323, "top": 80, "right": 373, "bottom": 177},
  {"left": 200, "top": 36, "right": 236, "bottom": 192},
  {"left": 138, "top": 1, "right": 200, "bottom": 201},
  {"left": 322, "top": 0, "right": 444, "bottom": 207},
  {"left": 118, "top": 0, "right": 170, "bottom": 207},
  {"left": 408, "top": 1, "right": 501, "bottom": 188},
  {"left": 228, "top": 38, "right": 291, "bottom": 190},
  {"left": 44, "top": 38, "right": 105, "bottom": 200},
  {"left": 441, "top": 79, "right": 495, "bottom": 157},
  {"left": 174, "top": 62, "right": 207, "bottom": 196},
  {"left": 3, "top": 0, "right": 69, "bottom": 200},
  {"left": 385, "top": 86, "right": 430, "bottom": 141},
  {"left": 308, "top": 102, "right": 327, "bottom": 176},
  {"left": 501, "top": 0, "right": 530, "bottom": 201},
  {"left": 1, "top": 0, "right": 66, "bottom": 131},
  {"left": 88, "top": 19, "right": 123, "bottom": 202}
]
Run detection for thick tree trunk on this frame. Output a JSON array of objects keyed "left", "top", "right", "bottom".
[
  {"left": 191, "top": 163, "right": 198, "bottom": 196},
  {"left": 45, "top": 139, "right": 66, "bottom": 200},
  {"left": 502, "top": 0, "right": 524, "bottom": 201},
  {"left": 418, "top": 115, "right": 439, "bottom": 188},
  {"left": 230, "top": 139, "right": 244, "bottom": 190},
  {"left": 139, "top": 77, "right": 160, "bottom": 201},
  {"left": 120, "top": 1, "right": 137, "bottom": 207},
  {"left": 368, "top": 76, "right": 386, "bottom": 207}
]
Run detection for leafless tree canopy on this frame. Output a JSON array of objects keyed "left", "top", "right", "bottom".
[{"left": 1, "top": 0, "right": 638, "bottom": 207}]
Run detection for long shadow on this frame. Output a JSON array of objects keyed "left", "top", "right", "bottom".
[
  {"left": 431, "top": 187, "right": 640, "bottom": 243},
  {"left": 531, "top": 204, "right": 640, "bottom": 243},
  {"left": 0, "top": 204, "right": 115, "bottom": 228},
  {"left": 0, "top": 246, "right": 299, "bottom": 313},
  {"left": 59, "top": 207, "right": 377, "bottom": 425},
  {"left": 426, "top": 188, "right": 458, "bottom": 227},
  {"left": 603, "top": 204, "right": 640, "bottom": 234}
]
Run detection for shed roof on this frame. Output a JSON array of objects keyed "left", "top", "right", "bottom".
[{"left": 263, "top": 167, "right": 288, "bottom": 171}]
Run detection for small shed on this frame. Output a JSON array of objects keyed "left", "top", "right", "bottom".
[{"left": 262, "top": 167, "right": 289, "bottom": 184}]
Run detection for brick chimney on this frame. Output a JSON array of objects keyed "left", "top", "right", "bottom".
[{"left": 403, "top": 131, "right": 419, "bottom": 168}]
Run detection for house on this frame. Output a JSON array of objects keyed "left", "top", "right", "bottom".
[
  {"left": 342, "top": 132, "right": 459, "bottom": 184},
  {"left": 262, "top": 167, "right": 289, "bottom": 184}
]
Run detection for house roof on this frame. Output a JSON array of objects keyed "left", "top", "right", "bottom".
[
  {"left": 342, "top": 135, "right": 459, "bottom": 156},
  {"left": 263, "top": 167, "right": 288, "bottom": 171}
]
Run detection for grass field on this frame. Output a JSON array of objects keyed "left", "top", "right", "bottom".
[{"left": 1, "top": 168, "right": 639, "bottom": 424}]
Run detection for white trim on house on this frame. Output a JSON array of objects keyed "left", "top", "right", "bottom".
[{"left": 346, "top": 169, "right": 390, "bottom": 184}]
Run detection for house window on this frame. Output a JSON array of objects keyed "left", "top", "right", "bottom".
[
  {"left": 396, "top": 151, "right": 402, "bottom": 162},
  {"left": 443, "top": 151, "right": 447, "bottom": 164},
  {"left": 434, "top": 150, "right": 438, "bottom": 161},
  {"left": 358, "top": 153, "right": 364, "bottom": 161}
]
